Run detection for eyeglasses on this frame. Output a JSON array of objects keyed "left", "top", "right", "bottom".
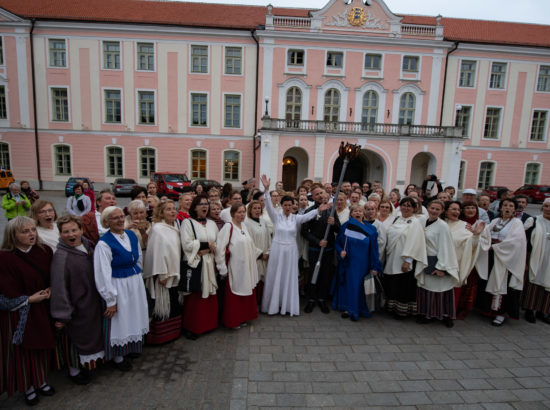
[{"left": 39, "top": 209, "right": 55, "bottom": 214}]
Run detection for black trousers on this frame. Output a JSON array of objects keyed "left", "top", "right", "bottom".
[{"left": 307, "top": 248, "right": 334, "bottom": 301}]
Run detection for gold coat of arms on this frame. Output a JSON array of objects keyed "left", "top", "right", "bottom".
[{"left": 347, "top": 7, "right": 367, "bottom": 26}]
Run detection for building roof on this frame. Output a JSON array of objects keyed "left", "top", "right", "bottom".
[{"left": 0, "top": 0, "right": 549, "bottom": 48}]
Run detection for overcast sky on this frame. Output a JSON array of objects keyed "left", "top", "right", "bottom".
[{"left": 175, "top": 0, "right": 550, "bottom": 25}]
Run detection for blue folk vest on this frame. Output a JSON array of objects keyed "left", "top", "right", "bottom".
[{"left": 99, "top": 230, "right": 142, "bottom": 278}]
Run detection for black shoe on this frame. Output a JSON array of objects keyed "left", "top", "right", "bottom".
[
  {"left": 350, "top": 316, "right": 358, "bottom": 322},
  {"left": 341, "top": 312, "right": 350, "bottom": 319},
  {"left": 69, "top": 369, "right": 91, "bottom": 385},
  {"left": 183, "top": 330, "right": 198, "bottom": 340},
  {"left": 304, "top": 300, "right": 315, "bottom": 313},
  {"left": 318, "top": 300, "right": 330, "bottom": 314},
  {"left": 416, "top": 315, "right": 430, "bottom": 324},
  {"left": 114, "top": 358, "right": 132, "bottom": 372},
  {"left": 525, "top": 310, "right": 536, "bottom": 324},
  {"left": 25, "top": 390, "right": 39, "bottom": 406},
  {"left": 444, "top": 318, "right": 454, "bottom": 328},
  {"left": 127, "top": 352, "right": 141, "bottom": 359},
  {"left": 539, "top": 314, "right": 550, "bottom": 325},
  {"left": 37, "top": 384, "right": 55, "bottom": 397}
]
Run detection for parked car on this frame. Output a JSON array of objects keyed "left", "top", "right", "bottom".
[
  {"left": 150, "top": 172, "right": 191, "bottom": 200},
  {"left": 190, "top": 179, "right": 222, "bottom": 192},
  {"left": 0, "top": 169, "right": 15, "bottom": 191},
  {"left": 64, "top": 177, "right": 94, "bottom": 197},
  {"left": 111, "top": 178, "right": 138, "bottom": 197},
  {"left": 513, "top": 185, "right": 550, "bottom": 203},
  {"left": 482, "top": 186, "right": 508, "bottom": 202}
]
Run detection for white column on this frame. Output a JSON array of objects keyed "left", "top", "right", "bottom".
[
  {"left": 427, "top": 51, "right": 443, "bottom": 126},
  {"left": 395, "top": 139, "right": 409, "bottom": 189},
  {"left": 314, "top": 135, "right": 325, "bottom": 182},
  {"left": 15, "top": 33, "right": 30, "bottom": 128}
]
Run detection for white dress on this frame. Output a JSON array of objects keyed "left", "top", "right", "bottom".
[
  {"left": 261, "top": 192, "right": 318, "bottom": 316},
  {"left": 93, "top": 232, "right": 149, "bottom": 347},
  {"left": 244, "top": 216, "right": 272, "bottom": 281},
  {"left": 36, "top": 225, "right": 60, "bottom": 252}
]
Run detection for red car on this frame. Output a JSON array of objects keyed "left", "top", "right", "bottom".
[
  {"left": 513, "top": 185, "right": 550, "bottom": 203},
  {"left": 482, "top": 186, "right": 508, "bottom": 202},
  {"left": 150, "top": 172, "right": 191, "bottom": 200}
]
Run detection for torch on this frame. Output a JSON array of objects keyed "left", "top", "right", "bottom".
[{"left": 311, "top": 141, "right": 361, "bottom": 284}]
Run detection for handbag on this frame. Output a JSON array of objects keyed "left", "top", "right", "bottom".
[
  {"left": 178, "top": 219, "right": 203, "bottom": 294},
  {"left": 364, "top": 273, "right": 376, "bottom": 296}
]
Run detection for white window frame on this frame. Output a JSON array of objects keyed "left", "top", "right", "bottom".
[
  {"left": 0, "top": 83, "right": 9, "bottom": 125},
  {"left": 104, "top": 145, "right": 124, "bottom": 179},
  {"left": 285, "top": 48, "right": 307, "bottom": 75},
  {"left": 536, "top": 65, "right": 550, "bottom": 93},
  {"left": 482, "top": 106, "right": 504, "bottom": 140},
  {"left": 189, "top": 91, "right": 209, "bottom": 128},
  {"left": 222, "top": 93, "right": 242, "bottom": 129},
  {"left": 315, "top": 79, "right": 348, "bottom": 122},
  {"left": 354, "top": 82, "right": 386, "bottom": 123},
  {"left": 224, "top": 46, "right": 243, "bottom": 76},
  {"left": 49, "top": 86, "right": 70, "bottom": 123},
  {"left": 0, "top": 141, "right": 11, "bottom": 170},
  {"left": 138, "top": 146, "right": 157, "bottom": 181},
  {"left": 477, "top": 160, "right": 496, "bottom": 190},
  {"left": 0, "top": 36, "right": 5, "bottom": 67},
  {"left": 189, "top": 148, "right": 208, "bottom": 180},
  {"left": 391, "top": 84, "right": 424, "bottom": 125},
  {"left": 362, "top": 52, "right": 384, "bottom": 79},
  {"left": 287, "top": 49, "right": 305, "bottom": 67},
  {"left": 523, "top": 162, "right": 542, "bottom": 185},
  {"left": 52, "top": 143, "right": 73, "bottom": 177},
  {"left": 102, "top": 87, "right": 123, "bottom": 125},
  {"left": 529, "top": 108, "right": 548, "bottom": 142},
  {"left": 190, "top": 44, "right": 210, "bottom": 74},
  {"left": 136, "top": 89, "right": 157, "bottom": 126},
  {"left": 454, "top": 104, "right": 474, "bottom": 138},
  {"left": 101, "top": 40, "right": 122, "bottom": 71},
  {"left": 278, "top": 78, "right": 311, "bottom": 122},
  {"left": 47, "top": 38, "right": 68, "bottom": 69},
  {"left": 400, "top": 55, "right": 421, "bottom": 81},
  {"left": 135, "top": 41, "right": 156, "bottom": 72},
  {"left": 488, "top": 61, "right": 507, "bottom": 90},
  {"left": 222, "top": 149, "right": 241, "bottom": 182},
  {"left": 458, "top": 59, "right": 477, "bottom": 88}
]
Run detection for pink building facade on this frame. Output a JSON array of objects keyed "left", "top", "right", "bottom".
[{"left": 0, "top": 0, "right": 548, "bottom": 193}]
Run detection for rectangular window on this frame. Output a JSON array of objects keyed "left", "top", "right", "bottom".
[
  {"left": 364, "top": 54, "right": 381, "bottom": 70},
  {"left": 49, "top": 39, "right": 66, "bottom": 67},
  {"left": 0, "top": 142, "right": 10, "bottom": 169},
  {"left": 326, "top": 52, "right": 343, "bottom": 68},
  {"left": 55, "top": 145, "right": 71, "bottom": 175},
  {"left": 191, "top": 45, "right": 208, "bottom": 73},
  {"left": 489, "top": 62, "right": 506, "bottom": 89},
  {"left": 191, "top": 150, "right": 207, "bottom": 179},
  {"left": 138, "top": 91, "right": 155, "bottom": 124},
  {"left": 530, "top": 110, "right": 547, "bottom": 141},
  {"left": 288, "top": 49, "right": 304, "bottom": 66},
  {"left": 455, "top": 106, "right": 471, "bottom": 137},
  {"left": 224, "top": 95, "right": 241, "bottom": 128},
  {"left": 402, "top": 56, "right": 419, "bottom": 72},
  {"left": 0, "top": 37, "right": 3, "bottom": 66},
  {"left": 103, "top": 41, "right": 120, "bottom": 69},
  {"left": 106, "top": 147, "right": 123, "bottom": 177},
  {"left": 225, "top": 47, "right": 242, "bottom": 75},
  {"left": 477, "top": 162, "right": 495, "bottom": 190},
  {"left": 459, "top": 60, "right": 476, "bottom": 87},
  {"left": 537, "top": 66, "right": 550, "bottom": 92},
  {"left": 524, "top": 163, "right": 540, "bottom": 185},
  {"left": 139, "top": 148, "right": 156, "bottom": 178},
  {"left": 137, "top": 42, "right": 154, "bottom": 71},
  {"left": 104, "top": 90, "right": 121, "bottom": 123},
  {"left": 191, "top": 93, "right": 207, "bottom": 127},
  {"left": 483, "top": 107, "right": 501, "bottom": 139},
  {"left": 0, "top": 86, "right": 6, "bottom": 119},
  {"left": 223, "top": 151, "right": 239, "bottom": 181},
  {"left": 51, "top": 88, "right": 69, "bottom": 122}
]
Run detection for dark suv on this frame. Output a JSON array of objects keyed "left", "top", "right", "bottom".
[
  {"left": 65, "top": 177, "right": 94, "bottom": 196},
  {"left": 150, "top": 172, "right": 191, "bottom": 199}
]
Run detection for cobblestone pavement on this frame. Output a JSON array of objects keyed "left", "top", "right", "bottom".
[{"left": 3, "top": 307, "right": 550, "bottom": 409}]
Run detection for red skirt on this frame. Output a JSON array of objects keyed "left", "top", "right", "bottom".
[
  {"left": 182, "top": 293, "right": 218, "bottom": 335},
  {"left": 223, "top": 280, "right": 258, "bottom": 329}
]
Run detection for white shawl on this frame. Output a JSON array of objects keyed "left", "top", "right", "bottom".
[
  {"left": 244, "top": 216, "right": 272, "bottom": 281},
  {"left": 384, "top": 216, "right": 427, "bottom": 276},
  {"left": 448, "top": 219, "right": 488, "bottom": 285},
  {"left": 529, "top": 216, "right": 550, "bottom": 291}
]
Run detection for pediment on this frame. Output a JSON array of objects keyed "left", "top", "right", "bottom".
[
  {"left": 310, "top": 0, "right": 401, "bottom": 35},
  {"left": 0, "top": 8, "right": 26, "bottom": 23}
]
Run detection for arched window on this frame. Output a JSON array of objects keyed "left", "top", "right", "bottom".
[
  {"left": 399, "top": 92, "right": 415, "bottom": 125},
  {"left": 106, "top": 146, "right": 123, "bottom": 177},
  {"left": 0, "top": 142, "right": 9, "bottom": 169},
  {"left": 191, "top": 149, "right": 207, "bottom": 179},
  {"left": 139, "top": 147, "right": 156, "bottom": 178},
  {"left": 361, "top": 90, "right": 378, "bottom": 130},
  {"left": 54, "top": 144, "right": 71, "bottom": 176},
  {"left": 324, "top": 88, "right": 340, "bottom": 123},
  {"left": 285, "top": 87, "right": 302, "bottom": 124}
]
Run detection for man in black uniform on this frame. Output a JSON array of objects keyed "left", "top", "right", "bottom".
[{"left": 301, "top": 183, "right": 340, "bottom": 314}]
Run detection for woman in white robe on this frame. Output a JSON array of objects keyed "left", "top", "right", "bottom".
[
  {"left": 143, "top": 200, "right": 180, "bottom": 321},
  {"left": 415, "top": 200, "right": 459, "bottom": 327},
  {"left": 476, "top": 198, "right": 527, "bottom": 326},
  {"left": 93, "top": 206, "right": 149, "bottom": 371},
  {"left": 383, "top": 197, "right": 427, "bottom": 318},
  {"left": 216, "top": 203, "right": 262, "bottom": 328},
  {"left": 521, "top": 198, "right": 550, "bottom": 324},
  {"left": 244, "top": 200, "right": 272, "bottom": 304},
  {"left": 259, "top": 175, "right": 329, "bottom": 316}
]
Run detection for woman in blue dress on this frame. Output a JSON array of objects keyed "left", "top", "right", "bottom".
[{"left": 332, "top": 204, "right": 382, "bottom": 321}]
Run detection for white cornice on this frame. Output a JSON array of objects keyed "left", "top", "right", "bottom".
[
  {"left": 32, "top": 21, "right": 256, "bottom": 39},
  {"left": 453, "top": 42, "right": 550, "bottom": 58}
]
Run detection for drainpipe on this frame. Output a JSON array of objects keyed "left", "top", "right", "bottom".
[
  {"left": 252, "top": 29, "right": 260, "bottom": 178},
  {"left": 439, "top": 41, "right": 459, "bottom": 127},
  {"left": 30, "top": 19, "right": 42, "bottom": 190}
]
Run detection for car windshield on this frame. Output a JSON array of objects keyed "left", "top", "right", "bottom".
[
  {"left": 118, "top": 179, "right": 135, "bottom": 184},
  {"left": 539, "top": 187, "right": 550, "bottom": 193},
  {"left": 164, "top": 174, "right": 189, "bottom": 182}
]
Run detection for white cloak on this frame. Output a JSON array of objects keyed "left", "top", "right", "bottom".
[
  {"left": 244, "top": 216, "right": 272, "bottom": 281},
  {"left": 529, "top": 216, "right": 550, "bottom": 291},
  {"left": 384, "top": 216, "right": 427, "bottom": 276},
  {"left": 448, "top": 219, "right": 488, "bottom": 285}
]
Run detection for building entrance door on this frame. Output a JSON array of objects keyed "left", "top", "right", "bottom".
[{"left": 282, "top": 156, "right": 297, "bottom": 190}]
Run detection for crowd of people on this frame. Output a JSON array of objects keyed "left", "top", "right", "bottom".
[{"left": 0, "top": 175, "right": 549, "bottom": 405}]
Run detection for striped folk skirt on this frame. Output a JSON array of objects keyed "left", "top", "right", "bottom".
[
  {"left": 383, "top": 270, "right": 417, "bottom": 317},
  {"left": 416, "top": 287, "right": 456, "bottom": 320},
  {"left": 521, "top": 281, "right": 550, "bottom": 314},
  {"left": 103, "top": 316, "right": 143, "bottom": 361}
]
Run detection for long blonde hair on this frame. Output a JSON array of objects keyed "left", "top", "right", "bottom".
[{"left": 1, "top": 216, "right": 44, "bottom": 251}]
